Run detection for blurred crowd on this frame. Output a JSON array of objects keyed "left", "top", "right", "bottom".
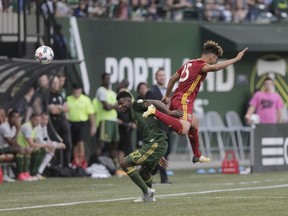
[{"left": 0, "top": 0, "right": 288, "bottom": 22}]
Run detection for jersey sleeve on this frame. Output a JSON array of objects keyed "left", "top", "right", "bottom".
[
  {"left": 35, "top": 126, "right": 45, "bottom": 144},
  {"left": 275, "top": 94, "right": 283, "bottom": 110},
  {"left": 176, "top": 64, "right": 185, "bottom": 77},
  {"left": 86, "top": 97, "right": 95, "bottom": 115},
  {"left": 249, "top": 92, "right": 259, "bottom": 108},
  {"left": 199, "top": 62, "right": 208, "bottom": 74},
  {"left": 21, "top": 124, "right": 33, "bottom": 138},
  {"left": 2, "top": 125, "right": 12, "bottom": 138},
  {"left": 96, "top": 87, "right": 107, "bottom": 102}
]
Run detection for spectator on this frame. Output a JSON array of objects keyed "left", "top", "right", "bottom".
[
  {"left": 89, "top": 0, "right": 110, "bottom": 18},
  {"left": 17, "top": 113, "right": 54, "bottom": 181},
  {"left": 231, "top": 0, "right": 249, "bottom": 22},
  {"left": 73, "top": 0, "right": 89, "bottom": 17},
  {"left": 95, "top": 73, "right": 119, "bottom": 166},
  {"left": 136, "top": 82, "right": 149, "bottom": 100},
  {"left": 57, "top": 70, "right": 67, "bottom": 99},
  {"left": 13, "top": 86, "right": 35, "bottom": 123},
  {"left": 35, "top": 112, "right": 66, "bottom": 179},
  {"left": 30, "top": 74, "right": 50, "bottom": 116},
  {"left": 245, "top": 77, "right": 283, "bottom": 124},
  {"left": 0, "top": 110, "right": 22, "bottom": 182},
  {"left": 146, "top": 68, "right": 172, "bottom": 184},
  {"left": 55, "top": 0, "right": 70, "bottom": 17},
  {"left": 118, "top": 78, "right": 130, "bottom": 90},
  {"left": 271, "top": 0, "right": 288, "bottom": 20},
  {"left": 67, "top": 83, "right": 96, "bottom": 169},
  {"left": 204, "top": 0, "right": 221, "bottom": 22},
  {"left": 52, "top": 24, "right": 68, "bottom": 60},
  {"left": 165, "top": 0, "right": 192, "bottom": 21},
  {"left": 47, "top": 75, "right": 72, "bottom": 168},
  {"left": 221, "top": 1, "right": 233, "bottom": 22},
  {"left": 115, "top": 0, "right": 129, "bottom": 19}
]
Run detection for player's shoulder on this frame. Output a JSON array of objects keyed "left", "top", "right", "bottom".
[{"left": 190, "top": 58, "right": 205, "bottom": 63}]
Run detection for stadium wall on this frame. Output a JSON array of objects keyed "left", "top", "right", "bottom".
[{"left": 56, "top": 18, "right": 288, "bottom": 121}]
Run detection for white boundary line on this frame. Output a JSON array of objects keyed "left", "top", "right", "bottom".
[{"left": 1, "top": 184, "right": 288, "bottom": 212}]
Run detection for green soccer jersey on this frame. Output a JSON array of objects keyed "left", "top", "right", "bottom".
[{"left": 131, "top": 100, "right": 167, "bottom": 144}]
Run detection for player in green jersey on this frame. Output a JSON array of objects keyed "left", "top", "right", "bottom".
[{"left": 116, "top": 91, "right": 182, "bottom": 202}]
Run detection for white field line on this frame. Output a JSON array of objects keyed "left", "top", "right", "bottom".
[{"left": 0, "top": 184, "right": 288, "bottom": 212}]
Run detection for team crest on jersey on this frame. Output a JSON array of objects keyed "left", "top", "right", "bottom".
[{"left": 250, "top": 54, "right": 288, "bottom": 106}]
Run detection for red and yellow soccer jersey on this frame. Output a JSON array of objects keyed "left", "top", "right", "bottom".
[{"left": 170, "top": 59, "right": 207, "bottom": 121}]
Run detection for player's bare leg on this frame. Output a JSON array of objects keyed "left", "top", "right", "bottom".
[
  {"left": 120, "top": 159, "right": 155, "bottom": 202},
  {"left": 143, "top": 105, "right": 190, "bottom": 134},
  {"left": 189, "top": 115, "right": 210, "bottom": 163}
]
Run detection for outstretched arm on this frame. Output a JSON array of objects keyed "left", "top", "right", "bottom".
[
  {"left": 203, "top": 48, "right": 248, "bottom": 73},
  {"left": 145, "top": 99, "right": 183, "bottom": 118}
]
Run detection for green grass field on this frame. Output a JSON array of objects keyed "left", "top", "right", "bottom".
[{"left": 0, "top": 170, "right": 287, "bottom": 216}]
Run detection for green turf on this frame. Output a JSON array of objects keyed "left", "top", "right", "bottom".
[{"left": 0, "top": 170, "right": 288, "bottom": 216}]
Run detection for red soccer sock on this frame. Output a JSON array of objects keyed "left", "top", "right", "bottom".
[
  {"left": 188, "top": 129, "right": 201, "bottom": 157},
  {"left": 154, "top": 110, "right": 183, "bottom": 134}
]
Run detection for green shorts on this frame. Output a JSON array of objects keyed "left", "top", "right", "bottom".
[
  {"left": 98, "top": 120, "right": 119, "bottom": 143},
  {"left": 125, "top": 139, "right": 167, "bottom": 169}
]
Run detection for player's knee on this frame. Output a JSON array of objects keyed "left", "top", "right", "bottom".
[{"left": 139, "top": 169, "right": 150, "bottom": 179}]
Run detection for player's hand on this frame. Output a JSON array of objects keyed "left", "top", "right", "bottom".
[
  {"left": 161, "top": 96, "right": 170, "bottom": 105},
  {"left": 46, "top": 143, "right": 55, "bottom": 151},
  {"left": 235, "top": 47, "right": 248, "bottom": 61},
  {"left": 159, "top": 157, "right": 169, "bottom": 169},
  {"left": 169, "top": 110, "right": 183, "bottom": 118}
]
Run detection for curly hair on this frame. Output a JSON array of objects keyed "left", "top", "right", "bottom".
[{"left": 202, "top": 40, "right": 223, "bottom": 57}]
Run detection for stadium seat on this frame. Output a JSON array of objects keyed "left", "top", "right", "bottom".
[
  {"left": 225, "top": 111, "right": 253, "bottom": 160},
  {"left": 198, "top": 115, "right": 212, "bottom": 158},
  {"left": 171, "top": 133, "right": 194, "bottom": 161},
  {"left": 205, "top": 111, "right": 238, "bottom": 160}
]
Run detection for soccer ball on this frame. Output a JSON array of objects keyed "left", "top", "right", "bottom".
[
  {"left": 250, "top": 114, "right": 260, "bottom": 124},
  {"left": 34, "top": 45, "right": 54, "bottom": 65}
]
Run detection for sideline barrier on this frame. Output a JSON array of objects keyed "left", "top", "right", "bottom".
[{"left": 252, "top": 124, "right": 288, "bottom": 172}]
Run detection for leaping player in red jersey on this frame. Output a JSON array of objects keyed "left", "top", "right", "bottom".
[{"left": 143, "top": 40, "right": 248, "bottom": 163}]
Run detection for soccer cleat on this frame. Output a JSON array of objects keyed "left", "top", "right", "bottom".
[
  {"left": 192, "top": 155, "right": 210, "bottom": 163},
  {"left": 36, "top": 174, "right": 46, "bottom": 180},
  {"left": 24, "top": 172, "right": 38, "bottom": 181},
  {"left": 142, "top": 105, "right": 156, "bottom": 118},
  {"left": 3, "top": 175, "right": 15, "bottom": 183},
  {"left": 133, "top": 188, "right": 156, "bottom": 203},
  {"left": 17, "top": 173, "right": 27, "bottom": 181}
]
